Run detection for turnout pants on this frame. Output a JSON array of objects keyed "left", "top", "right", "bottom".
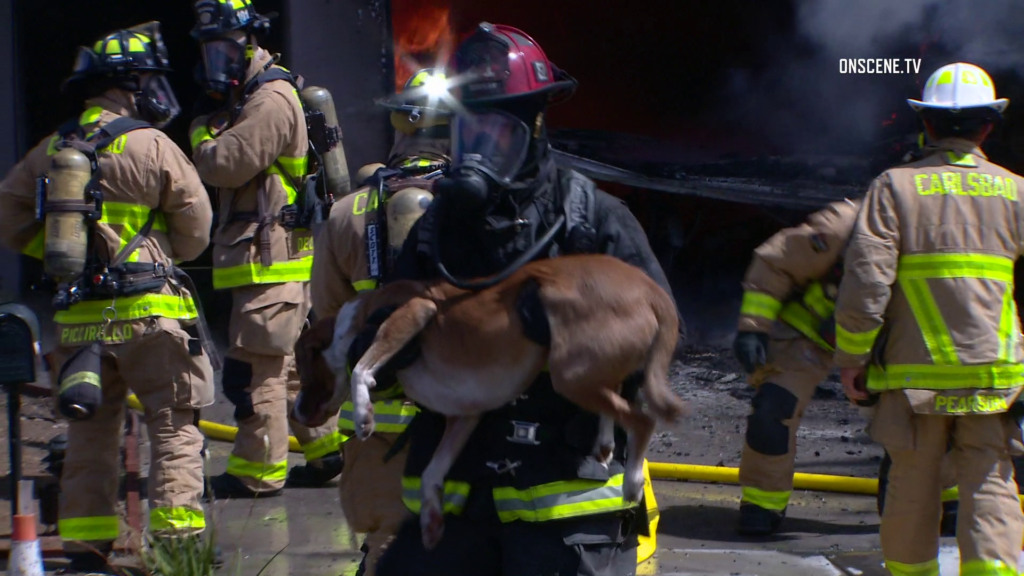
[
  {"left": 375, "top": 488, "right": 639, "bottom": 576},
  {"left": 739, "top": 334, "right": 958, "bottom": 513},
  {"left": 341, "top": 432, "right": 412, "bottom": 576},
  {"left": 739, "top": 334, "right": 832, "bottom": 511},
  {"left": 223, "top": 283, "right": 342, "bottom": 492},
  {"left": 53, "top": 317, "right": 214, "bottom": 554},
  {"left": 874, "top": 392, "right": 1023, "bottom": 576}
]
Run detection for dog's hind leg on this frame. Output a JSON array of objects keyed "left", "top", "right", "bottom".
[
  {"left": 351, "top": 298, "right": 437, "bottom": 440},
  {"left": 420, "top": 414, "right": 480, "bottom": 551}
]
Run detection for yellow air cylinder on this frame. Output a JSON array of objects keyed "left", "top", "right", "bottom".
[{"left": 44, "top": 148, "right": 93, "bottom": 280}]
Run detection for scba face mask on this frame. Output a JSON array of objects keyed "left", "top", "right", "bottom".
[
  {"left": 136, "top": 74, "right": 181, "bottom": 128},
  {"left": 199, "top": 36, "right": 247, "bottom": 98},
  {"left": 439, "top": 109, "right": 531, "bottom": 213}
]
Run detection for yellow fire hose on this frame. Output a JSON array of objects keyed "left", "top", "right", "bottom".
[
  {"left": 124, "top": 395, "right": 1024, "bottom": 504},
  {"left": 126, "top": 394, "right": 302, "bottom": 452}
]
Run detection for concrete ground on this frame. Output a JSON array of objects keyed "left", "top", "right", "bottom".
[{"left": 3, "top": 350, "right": 1023, "bottom": 574}]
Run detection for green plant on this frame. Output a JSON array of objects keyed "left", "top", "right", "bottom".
[{"left": 140, "top": 531, "right": 218, "bottom": 576}]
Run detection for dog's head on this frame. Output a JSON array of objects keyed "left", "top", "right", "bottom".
[{"left": 292, "top": 299, "right": 364, "bottom": 427}]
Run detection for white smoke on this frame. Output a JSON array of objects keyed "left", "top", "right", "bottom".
[{"left": 722, "top": 0, "right": 1024, "bottom": 154}]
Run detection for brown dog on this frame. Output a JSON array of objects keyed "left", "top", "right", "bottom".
[{"left": 292, "top": 253, "right": 687, "bottom": 550}]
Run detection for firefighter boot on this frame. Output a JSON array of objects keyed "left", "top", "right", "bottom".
[
  {"left": 61, "top": 544, "right": 114, "bottom": 574},
  {"left": 209, "top": 472, "right": 282, "bottom": 499},
  {"left": 285, "top": 451, "right": 344, "bottom": 488},
  {"left": 738, "top": 503, "right": 785, "bottom": 536}
]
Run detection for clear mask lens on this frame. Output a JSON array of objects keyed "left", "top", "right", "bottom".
[
  {"left": 200, "top": 38, "right": 245, "bottom": 88},
  {"left": 451, "top": 110, "right": 531, "bottom": 184},
  {"left": 141, "top": 74, "right": 181, "bottom": 128}
]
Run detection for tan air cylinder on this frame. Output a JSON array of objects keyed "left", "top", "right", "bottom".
[
  {"left": 301, "top": 86, "right": 351, "bottom": 197},
  {"left": 386, "top": 187, "right": 434, "bottom": 251},
  {"left": 44, "top": 148, "right": 93, "bottom": 280}
]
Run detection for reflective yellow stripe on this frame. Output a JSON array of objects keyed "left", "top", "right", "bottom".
[
  {"left": 885, "top": 558, "right": 939, "bottom": 576},
  {"left": 22, "top": 229, "right": 44, "bottom": 260},
  {"left": 999, "top": 287, "right": 1019, "bottom": 364},
  {"left": 836, "top": 324, "right": 881, "bottom": 356},
  {"left": 79, "top": 106, "right": 103, "bottom": 127},
  {"left": 220, "top": 0, "right": 250, "bottom": 9},
  {"left": 226, "top": 455, "right": 288, "bottom": 482},
  {"left": 59, "top": 371, "right": 100, "bottom": 395},
  {"left": 101, "top": 202, "right": 168, "bottom": 263},
  {"left": 353, "top": 279, "right": 378, "bottom": 293},
  {"left": 190, "top": 125, "right": 215, "bottom": 150},
  {"left": 301, "top": 430, "right": 347, "bottom": 461},
  {"left": 941, "top": 485, "right": 959, "bottom": 503},
  {"left": 266, "top": 155, "right": 309, "bottom": 205},
  {"left": 402, "top": 476, "right": 470, "bottom": 515},
  {"left": 740, "top": 291, "right": 783, "bottom": 321},
  {"left": 946, "top": 151, "right": 978, "bottom": 167},
  {"left": 867, "top": 363, "right": 1024, "bottom": 392},
  {"left": 802, "top": 282, "right": 834, "bottom": 318},
  {"left": 741, "top": 486, "right": 790, "bottom": 511},
  {"left": 59, "top": 516, "right": 119, "bottom": 542},
  {"left": 338, "top": 400, "right": 419, "bottom": 433},
  {"left": 149, "top": 507, "right": 206, "bottom": 532},
  {"left": 897, "top": 253, "right": 1015, "bottom": 283},
  {"left": 900, "top": 277, "right": 960, "bottom": 365},
  {"left": 492, "top": 473, "right": 638, "bottom": 523},
  {"left": 778, "top": 302, "right": 834, "bottom": 351},
  {"left": 960, "top": 559, "right": 1017, "bottom": 576},
  {"left": 54, "top": 293, "right": 198, "bottom": 325},
  {"left": 212, "top": 257, "right": 313, "bottom": 289}
]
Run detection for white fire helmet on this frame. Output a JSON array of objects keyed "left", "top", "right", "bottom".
[{"left": 908, "top": 62, "right": 1009, "bottom": 114}]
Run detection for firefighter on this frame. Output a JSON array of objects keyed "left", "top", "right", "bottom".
[
  {"left": 0, "top": 23, "right": 214, "bottom": 573},
  {"left": 734, "top": 198, "right": 960, "bottom": 535},
  {"left": 188, "top": 0, "right": 344, "bottom": 496},
  {"left": 309, "top": 67, "right": 451, "bottom": 576},
  {"left": 835, "top": 62, "right": 1024, "bottom": 576},
  {"left": 362, "top": 23, "right": 678, "bottom": 576}
]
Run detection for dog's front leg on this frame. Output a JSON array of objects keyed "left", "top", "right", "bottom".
[
  {"left": 420, "top": 414, "right": 481, "bottom": 551},
  {"left": 351, "top": 298, "right": 438, "bottom": 440},
  {"left": 593, "top": 415, "right": 615, "bottom": 467}
]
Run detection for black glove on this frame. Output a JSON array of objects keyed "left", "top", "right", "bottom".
[
  {"left": 733, "top": 331, "right": 769, "bottom": 374},
  {"left": 346, "top": 306, "right": 421, "bottom": 392}
]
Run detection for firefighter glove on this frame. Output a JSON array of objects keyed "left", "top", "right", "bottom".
[{"left": 733, "top": 331, "right": 769, "bottom": 374}]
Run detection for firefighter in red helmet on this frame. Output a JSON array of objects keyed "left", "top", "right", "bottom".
[{"left": 357, "top": 22, "right": 682, "bottom": 575}]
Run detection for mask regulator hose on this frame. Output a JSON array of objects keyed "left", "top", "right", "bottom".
[{"left": 431, "top": 194, "right": 566, "bottom": 291}]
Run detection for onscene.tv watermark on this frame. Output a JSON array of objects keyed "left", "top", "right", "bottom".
[{"left": 839, "top": 58, "right": 922, "bottom": 74}]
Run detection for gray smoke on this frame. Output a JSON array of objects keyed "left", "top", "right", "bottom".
[{"left": 723, "top": 0, "right": 1024, "bottom": 155}]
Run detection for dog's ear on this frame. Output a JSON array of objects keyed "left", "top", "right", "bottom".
[{"left": 295, "top": 317, "right": 336, "bottom": 379}]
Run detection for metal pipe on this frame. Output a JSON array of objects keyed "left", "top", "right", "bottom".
[{"left": 8, "top": 381, "right": 21, "bottom": 520}]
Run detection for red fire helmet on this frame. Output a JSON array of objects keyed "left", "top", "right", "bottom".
[{"left": 450, "top": 22, "right": 577, "bottom": 107}]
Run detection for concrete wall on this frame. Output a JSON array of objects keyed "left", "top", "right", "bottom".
[{"left": 285, "top": 0, "right": 395, "bottom": 178}]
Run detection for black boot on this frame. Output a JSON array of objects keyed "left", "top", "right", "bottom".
[
  {"left": 940, "top": 500, "right": 958, "bottom": 537},
  {"left": 60, "top": 547, "right": 115, "bottom": 574},
  {"left": 209, "top": 472, "right": 282, "bottom": 499},
  {"left": 286, "top": 451, "right": 344, "bottom": 488},
  {"left": 737, "top": 504, "right": 785, "bottom": 536}
]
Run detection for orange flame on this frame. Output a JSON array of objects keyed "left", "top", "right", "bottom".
[{"left": 392, "top": 1, "right": 455, "bottom": 90}]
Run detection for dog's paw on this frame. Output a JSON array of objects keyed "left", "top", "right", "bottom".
[
  {"left": 355, "top": 404, "right": 375, "bottom": 440},
  {"left": 623, "top": 469, "right": 645, "bottom": 504},
  {"left": 420, "top": 488, "right": 445, "bottom": 550},
  {"left": 594, "top": 442, "right": 614, "bottom": 466}
]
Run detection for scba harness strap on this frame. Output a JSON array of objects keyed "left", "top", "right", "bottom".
[{"left": 229, "top": 65, "right": 338, "bottom": 236}]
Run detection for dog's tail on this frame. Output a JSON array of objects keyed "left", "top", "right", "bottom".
[{"left": 641, "top": 289, "right": 688, "bottom": 422}]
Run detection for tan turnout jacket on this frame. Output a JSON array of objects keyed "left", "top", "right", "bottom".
[
  {"left": 834, "top": 138, "right": 1024, "bottom": 415},
  {"left": 0, "top": 94, "right": 212, "bottom": 342},
  {"left": 739, "top": 199, "right": 862, "bottom": 351},
  {"left": 190, "top": 48, "right": 312, "bottom": 291}
]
